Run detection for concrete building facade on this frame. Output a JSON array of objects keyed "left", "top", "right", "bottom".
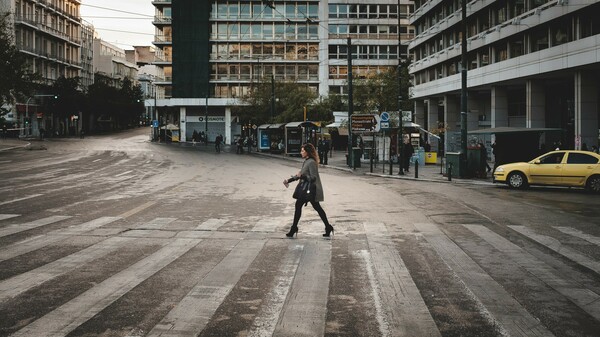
[
  {"left": 408, "top": 0, "right": 600, "bottom": 154},
  {"left": 151, "top": 0, "right": 415, "bottom": 144}
]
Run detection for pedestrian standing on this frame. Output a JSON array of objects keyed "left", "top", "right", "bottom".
[
  {"left": 317, "top": 138, "right": 325, "bottom": 164},
  {"left": 403, "top": 140, "right": 414, "bottom": 172},
  {"left": 283, "top": 143, "right": 334, "bottom": 238}
]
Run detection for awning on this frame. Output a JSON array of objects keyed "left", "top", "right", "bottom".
[
  {"left": 468, "top": 127, "right": 563, "bottom": 134},
  {"left": 403, "top": 121, "right": 421, "bottom": 128},
  {"left": 160, "top": 123, "right": 179, "bottom": 130}
]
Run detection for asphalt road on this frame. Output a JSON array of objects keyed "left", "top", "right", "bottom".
[{"left": 0, "top": 127, "right": 599, "bottom": 337}]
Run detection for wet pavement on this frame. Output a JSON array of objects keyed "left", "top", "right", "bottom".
[{"left": 1, "top": 136, "right": 495, "bottom": 186}]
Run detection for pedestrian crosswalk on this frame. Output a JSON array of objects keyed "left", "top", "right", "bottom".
[{"left": 1, "top": 212, "right": 599, "bottom": 336}]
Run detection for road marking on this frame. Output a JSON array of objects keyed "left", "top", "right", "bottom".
[
  {"left": 273, "top": 240, "right": 331, "bottom": 337},
  {"left": 194, "top": 218, "right": 228, "bottom": 231},
  {"left": 11, "top": 238, "right": 200, "bottom": 337},
  {"left": 92, "top": 159, "right": 102, "bottom": 163},
  {"left": 510, "top": 225, "right": 600, "bottom": 275},
  {"left": 364, "top": 222, "right": 440, "bottom": 337},
  {"left": 118, "top": 201, "right": 156, "bottom": 219},
  {"left": 248, "top": 244, "right": 304, "bottom": 337},
  {"left": 0, "top": 215, "right": 71, "bottom": 238},
  {"left": 553, "top": 226, "right": 600, "bottom": 246},
  {"left": 250, "top": 217, "right": 287, "bottom": 233},
  {"left": 415, "top": 223, "right": 554, "bottom": 337},
  {"left": 356, "top": 249, "right": 390, "bottom": 336},
  {"left": 0, "top": 214, "right": 20, "bottom": 221},
  {"left": 135, "top": 217, "right": 177, "bottom": 230},
  {"left": 148, "top": 238, "right": 265, "bottom": 337},
  {"left": 0, "top": 216, "right": 121, "bottom": 261},
  {"left": 115, "top": 170, "right": 133, "bottom": 177},
  {"left": 0, "top": 194, "right": 43, "bottom": 206},
  {"left": 465, "top": 224, "right": 600, "bottom": 320},
  {"left": 0, "top": 237, "right": 135, "bottom": 302}
]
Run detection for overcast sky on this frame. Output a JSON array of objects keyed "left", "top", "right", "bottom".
[{"left": 80, "top": 0, "right": 155, "bottom": 49}]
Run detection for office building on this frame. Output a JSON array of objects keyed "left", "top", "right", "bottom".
[
  {"left": 152, "top": 0, "right": 415, "bottom": 144},
  {"left": 408, "top": 0, "right": 600, "bottom": 152}
]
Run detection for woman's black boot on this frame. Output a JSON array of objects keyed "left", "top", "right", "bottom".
[
  {"left": 286, "top": 226, "right": 298, "bottom": 238},
  {"left": 323, "top": 225, "right": 334, "bottom": 237}
]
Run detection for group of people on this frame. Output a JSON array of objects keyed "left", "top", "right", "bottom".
[
  {"left": 235, "top": 136, "right": 254, "bottom": 154},
  {"left": 191, "top": 130, "right": 207, "bottom": 144},
  {"left": 317, "top": 138, "right": 330, "bottom": 165}
]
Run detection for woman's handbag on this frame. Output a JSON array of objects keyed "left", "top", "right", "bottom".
[{"left": 293, "top": 179, "right": 316, "bottom": 205}]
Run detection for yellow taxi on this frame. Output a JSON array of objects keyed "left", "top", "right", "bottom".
[{"left": 493, "top": 150, "right": 600, "bottom": 193}]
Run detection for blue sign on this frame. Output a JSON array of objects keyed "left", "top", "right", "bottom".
[
  {"left": 152, "top": 120, "right": 159, "bottom": 128},
  {"left": 380, "top": 112, "right": 390, "bottom": 122}
]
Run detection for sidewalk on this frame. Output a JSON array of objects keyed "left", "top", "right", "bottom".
[{"left": 248, "top": 146, "right": 495, "bottom": 186}]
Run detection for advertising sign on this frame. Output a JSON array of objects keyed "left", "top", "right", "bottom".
[{"left": 286, "top": 128, "right": 302, "bottom": 155}]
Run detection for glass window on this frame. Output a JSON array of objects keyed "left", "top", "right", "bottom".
[
  {"left": 263, "top": 23, "right": 273, "bottom": 39},
  {"left": 275, "top": 23, "right": 285, "bottom": 38},
  {"left": 297, "top": 4, "right": 307, "bottom": 17},
  {"left": 339, "top": 5, "right": 348, "bottom": 18},
  {"left": 217, "top": 4, "right": 227, "bottom": 19},
  {"left": 539, "top": 152, "right": 565, "bottom": 164},
  {"left": 286, "top": 45, "right": 296, "bottom": 60},
  {"left": 308, "top": 25, "right": 318, "bottom": 39},
  {"left": 229, "top": 3, "right": 238, "bottom": 18},
  {"left": 240, "top": 24, "right": 250, "bottom": 39},
  {"left": 567, "top": 153, "right": 598, "bottom": 164},
  {"left": 252, "top": 24, "right": 262, "bottom": 39},
  {"left": 308, "top": 4, "right": 318, "bottom": 18},
  {"left": 253, "top": 4, "right": 263, "bottom": 18},
  {"left": 240, "top": 3, "right": 251, "bottom": 18},
  {"left": 329, "top": 4, "right": 337, "bottom": 18},
  {"left": 287, "top": 4, "right": 296, "bottom": 18}
]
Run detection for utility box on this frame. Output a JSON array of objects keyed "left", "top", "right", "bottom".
[
  {"left": 446, "top": 152, "right": 461, "bottom": 178},
  {"left": 467, "top": 147, "right": 482, "bottom": 178}
]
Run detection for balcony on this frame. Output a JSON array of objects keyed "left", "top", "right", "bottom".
[
  {"left": 153, "top": 35, "right": 172, "bottom": 45},
  {"left": 153, "top": 15, "right": 172, "bottom": 25}
]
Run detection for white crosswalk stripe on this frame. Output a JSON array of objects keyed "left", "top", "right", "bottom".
[
  {"left": 11, "top": 238, "right": 201, "bottom": 337},
  {"left": 3, "top": 212, "right": 598, "bottom": 336},
  {"left": 0, "top": 215, "right": 71, "bottom": 238},
  {"left": 0, "top": 214, "right": 20, "bottom": 221},
  {"left": 0, "top": 216, "right": 122, "bottom": 261},
  {"left": 553, "top": 226, "right": 600, "bottom": 246},
  {"left": 364, "top": 222, "right": 440, "bottom": 337},
  {"left": 0, "top": 237, "right": 135, "bottom": 302},
  {"left": 465, "top": 224, "right": 600, "bottom": 320},
  {"left": 147, "top": 237, "right": 265, "bottom": 337},
  {"left": 415, "top": 223, "right": 555, "bottom": 337},
  {"left": 510, "top": 225, "right": 600, "bottom": 275}
]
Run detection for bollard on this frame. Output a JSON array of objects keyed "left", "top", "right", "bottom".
[
  {"left": 448, "top": 162, "right": 452, "bottom": 181},
  {"left": 415, "top": 159, "right": 419, "bottom": 178}
]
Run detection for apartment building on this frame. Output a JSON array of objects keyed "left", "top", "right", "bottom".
[
  {"left": 3, "top": 0, "right": 81, "bottom": 83},
  {"left": 408, "top": 0, "right": 600, "bottom": 153},
  {"left": 151, "top": 0, "right": 415, "bottom": 144}
]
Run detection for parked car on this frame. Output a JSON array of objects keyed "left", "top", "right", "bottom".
[{"left": 493, "top": 150, "right": 600, "bottom": 193}]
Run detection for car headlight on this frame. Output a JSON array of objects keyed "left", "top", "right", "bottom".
[{"left": 495, "top": 167, "right": 504, "bottom": 173}]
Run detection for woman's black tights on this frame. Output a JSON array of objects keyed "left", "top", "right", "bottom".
[{"left": 292, "top": 199, "right": 330, "bottom": 228}]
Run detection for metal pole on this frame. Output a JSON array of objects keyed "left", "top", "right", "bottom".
[
  {"left": 398, "top": 64, "right": 404, "bottom": 175},
  {"left": 460, "top": 0, "right": 468, "bottom": 177},
  {"left": 271, "top": 75, "right": 275, "bottom": 123},
  {"left": 24, "top": 97, "right": 32, "bottom": 138},
  {"left": 347, "top": 37, "right": 354, "bottom": 169}
]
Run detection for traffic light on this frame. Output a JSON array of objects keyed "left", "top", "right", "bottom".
[
  {"left": 24, "top": 118, "right": 30, "bottom": 125},
  {"left": 54, "top": 95, "right": 58, "bottom": 99}
]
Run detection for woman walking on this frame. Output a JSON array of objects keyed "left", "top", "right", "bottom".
[{"left": 283, "top": 143, "right": 334, "bottom": 238}]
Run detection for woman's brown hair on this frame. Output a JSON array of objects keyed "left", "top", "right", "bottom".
[{"left": 303, "top": 143, "right": 320, "bottom": 166}]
